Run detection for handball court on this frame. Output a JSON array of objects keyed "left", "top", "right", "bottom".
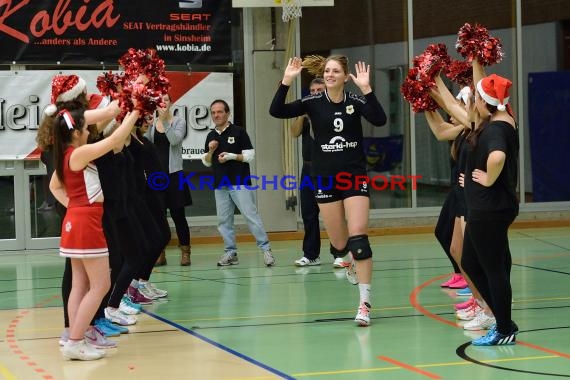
[{"left": 0, "top": 225, "right": 569, "bottom": 379}]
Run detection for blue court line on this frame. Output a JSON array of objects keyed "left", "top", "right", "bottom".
[{"left": 144, "top": 310, "right": 295, "bottom": 380}]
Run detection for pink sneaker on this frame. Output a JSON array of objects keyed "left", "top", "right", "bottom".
[
  {"left": 127, "top": 289, "right": 153, "bottom": 305},
  {"left": 441, "top": 274, "right": 462, "bottom": 288},
  {"left": 448, "top": 276, "right": 468, "bottom": 289},
  {"left": 455, "top": 296, "right": 476, "bottom": 310}
]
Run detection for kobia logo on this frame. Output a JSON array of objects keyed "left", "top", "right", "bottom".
[
  {"left": 321, "top": 136, "right": 358, "bottom": 152},
  {"left": 179, "top": 0, "right": 203, "bottom": 8}
]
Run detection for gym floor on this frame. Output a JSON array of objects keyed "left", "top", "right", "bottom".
[{"left": 0, "top": 226, "right": 569, "bottom": 379}]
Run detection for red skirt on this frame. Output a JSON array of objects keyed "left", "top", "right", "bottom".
[{"left": 59, "top": 204, "right": 109, "bottom": 258}]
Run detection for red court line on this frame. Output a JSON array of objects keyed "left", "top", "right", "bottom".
[
  {"left": 410, "top": 274, "right": 570, "bottom": 360},
  {"left": 409, "top": 273, "right": 459, "bottom": 328},
  {"left": 378, "top": 355, "right": 442, "bottom": 379}
]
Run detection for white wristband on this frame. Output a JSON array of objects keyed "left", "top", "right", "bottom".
[{"left": 225, "top": 153, "right": 238, "bottom": 161}]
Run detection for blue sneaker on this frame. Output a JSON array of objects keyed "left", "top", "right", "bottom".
[
  {"left": 456, "top": 287, "right": 473, "bottom": 297},
  {"left": 472, "top": 322, "right": 518, "bottom": 346},
  {"left": 95, "top": 318, "right": 128, "bottom": 335},
  {"left": 472, "top": 330, "right": 517, "bottom": 346}
]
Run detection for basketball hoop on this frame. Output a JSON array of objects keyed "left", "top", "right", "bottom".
[{"left": 280, "top": 0, "right": 302, "bottom": 22}]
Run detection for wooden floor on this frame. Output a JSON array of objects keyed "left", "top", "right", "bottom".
[{"left": 0, "top": 226, "right": 569, "bottom": 379}]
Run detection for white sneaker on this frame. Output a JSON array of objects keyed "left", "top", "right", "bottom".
[
  {"left": 294, "top": 257, "right": 321, "bottom": 267},
  {"left": 333, "top": 257, "right": 349, "bottom": 268},
  {"left": 263, "top": 250, "right": 275, "bottom": 267},
  {"left": 138, "top": 282, "right": 159, "bottom": 300},
  {"left": 345, "top": 255, "right": 358, "bottom": 285},
  {"left": 463, "top": 311, "right": 496, "bottom": 331},
  {"left": 119, "top": 299, "right": 141, "bottom": 315},
  {"left": 146, "top": 281, "right": 167, "bottom": 298},
  {"left": 59, "top": 328, "right": 69, "bottom": 346},
  {"left": 62, "top": 339, "right": 106, "bottom": 361},
  {"left": 355, "top": 302, "right": 371, "bottom": 326},
  {"left": 105, "top": 307, "right": 137, "bottom": 326},
  {"left": 456, "top": 304, "right": 482, "bottom": 321}
]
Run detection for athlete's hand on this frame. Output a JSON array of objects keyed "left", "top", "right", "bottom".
[
  {"left": 282, "top": 57, "right": 303, "bottom": 86},
  {"left": 350, "top": 61, "right": 372, "bottom": 94}
]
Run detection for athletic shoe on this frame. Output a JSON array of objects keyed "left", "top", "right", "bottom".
[
  {"left": 263, "top": 250, "right": 276, "bottom": 267},
  {"left": 294, "top": 257, "right": 321, "bottom": 267},
  {"left": 138, "top": 282, "right": 159, "bottom": 300},
  {"left": 355, "top": 302, "right": 371, "bottom": 326},
  {"left": 455, "top": 296, "right": 476, "bottom": 310},
  {"left": 456, "top": 304, "right": 482, "bottom": 321},
  {"left": 333, "top": 257, "right": 349, "bottom": 268},
  {"left": 346, "top": 255, "right": 358, "bottom": 285},
  {"left": 456, "top": 287, "right": 473, "bottom": 296},
  {"left": 217, "top": 253, "right": 239, "bottom": 266},
  {"left": 62, "top": 339, "right": 106, "bottom": 361},
  {"left": 128, "top": 289, "right": 153, "bottom": 305},
  {"left": 94, "top": 318, "right": 123, "bottom": 337},
  {"left": 59, "top": 328, "right": 69, "bottom": 346},
  {"left": 104, "top": 307, "right": 137, "bottom": 326},
  {"left": 84, "top": 326, "right": 117, "bottom": 349},
  {"left": 463, "top": 311, "right": 496, "bottom": 331},
  {"left": 449, "top": 277, "right": 468, "bottom": 289},
  {"left": 471, "top": 328, "right": 517, "bottom": 346},
  {"left": 441, "top": 273, "right": 462, "bottom": 287},
  {"left": 145, "top": 281, "right": 167, "bottom": 298},
  {"left": 121, "top": 295, "right": 142, "bottom": 311},
  {"left": 120, "top": 298, "right": 141, "bottom": 315}
]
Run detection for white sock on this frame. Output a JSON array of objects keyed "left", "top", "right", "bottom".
[
  {"left": 130, "top": 279, "right": 139, "bottom": 288},
  {"left": 358, "top": 284, "right": 371, "bottom": 305}
]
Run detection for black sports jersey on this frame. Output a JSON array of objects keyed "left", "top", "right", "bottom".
[
  {"left": 204, "top": 123, "right": 253, "bottom": 187},
  {"left": 270, "top": 84, "right": 387, "bottom": 176},
  {"left": 465, "top": 121, "right": 519, "bottom": 220}
]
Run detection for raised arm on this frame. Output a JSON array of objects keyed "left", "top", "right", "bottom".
[
  {"left": 429, "top": 75, "right": 470, "bottom": 127},
  {"left": 85, "top": 99, "right": 121, "bottom": 130},
  {"left": 424, "top": 110, "right": 464, "bottom": 141},
  {"left": 269, "top": 58, "right": 307, "bottom": 119},
  {"left": 69, "top": 110, "right": 140, "bottom": 171}
]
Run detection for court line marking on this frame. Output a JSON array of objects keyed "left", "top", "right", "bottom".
[
  {"left": 145, "top": 310, "right": 294, "bottom": 380},
  {"left": 378, "top": 355, "right": 441, "bottom": 379},
  {"left": 410, "top": 274, "right": 570, "bottom": 361},
  {"left": 286, "top": 354, "right": 561, "bottom": 378}
]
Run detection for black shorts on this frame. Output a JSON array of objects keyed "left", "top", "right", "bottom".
[{"left": 312, "top": 174, "right": 370, "bottom": 204}]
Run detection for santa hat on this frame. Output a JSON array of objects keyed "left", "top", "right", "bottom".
[
  {"left": 44, "top": 75, "right": 87, "bottom": 116},
  {"left": 476, "top": 74, "right": 512, "bottom": 111},
  {"left": 455, "top": 86, "right": 472, "bottom": 104},
  {"left": 88, "top": 93, "right": 110, "bottom": 110}
]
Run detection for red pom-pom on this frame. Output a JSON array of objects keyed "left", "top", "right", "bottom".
[
  {"left": 105, "top": 48, "right": 172, "bottom": 121},
  {"left": 413, "top": 43, "right": 451, "bottom": 83},
  {"left": 96, "top": 71, "right": 126, "bottom": 99},
  {"left": 456, "top": 23, "right": 504, "bottom": 66},
  {"left": 401, "top": 67, "right": 439, "bottom": 113},
  {"left": 445, "top": 59, "right": 473, "bottom": 87}
]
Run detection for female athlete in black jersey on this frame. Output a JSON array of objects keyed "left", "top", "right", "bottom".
[{"left": 270, "top": 55, "right": 387, "bottom": 326}]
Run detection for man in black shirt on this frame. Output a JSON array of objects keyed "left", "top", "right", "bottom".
[{"left": 202, "top": 99, "right": 275, "bottom": 267}]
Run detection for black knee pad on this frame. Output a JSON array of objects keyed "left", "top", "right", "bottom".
[
  {"left": 330, "top": 243, "right": 348, "bottom": 258},
  {"left": 347, "top": 235, "right": 372, "bottom": 260}
]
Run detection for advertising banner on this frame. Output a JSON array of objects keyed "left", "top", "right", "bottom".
[
  {"left": 0, "top": 70, "right": 233, "bottom": 160},
  {"left": 0, "top": 0, "right": 231, "bottom": 65}
]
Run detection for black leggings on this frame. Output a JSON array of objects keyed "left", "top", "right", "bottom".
[
  {"left": 461, "top": 218, "right": 514, "bottom": 334},
  {"left": 435, "top": 191, "right": 461, "bottom": 273},
  {"left": 170, "top": 207, "right": 189, "bottom": 246}
]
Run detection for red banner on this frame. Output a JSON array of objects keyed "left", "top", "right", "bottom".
[{"left": 0, "top": 0, "right": 231, "bottom": 65}]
